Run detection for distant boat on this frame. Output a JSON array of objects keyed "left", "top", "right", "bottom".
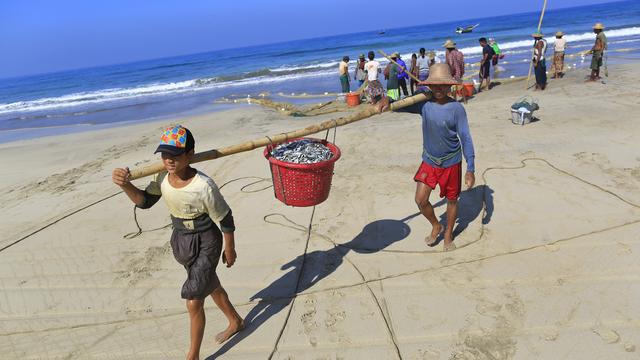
[
  {"left": 455, "top": 24, "right": 479, "bottom": 34},
  {"left": 378, "top": 30, "right": 386, "bottom": 35}
]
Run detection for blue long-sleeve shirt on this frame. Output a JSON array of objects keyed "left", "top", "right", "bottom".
[{"left": 420, "top": 101, "right": 475, "bottom": 172}]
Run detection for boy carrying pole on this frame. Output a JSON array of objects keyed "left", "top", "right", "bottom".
[{"left": 112, "top": 125, "right": 243, "bottom": 360}]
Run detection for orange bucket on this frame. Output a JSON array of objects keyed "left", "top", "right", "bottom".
[
  {"left": 462, "top": 83, "right": 475, "bottom": 97},
  {"left": 345, "top": 92, "right": 361, "bottom": 106}
]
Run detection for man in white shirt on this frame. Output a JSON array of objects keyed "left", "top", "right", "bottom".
[{"left": 364, "top": 51, "right": 385, "bottom": 105}]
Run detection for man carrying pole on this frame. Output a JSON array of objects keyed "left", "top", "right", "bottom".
[{"left": 399, "top": 64, "right": 476, "bottom": 251}]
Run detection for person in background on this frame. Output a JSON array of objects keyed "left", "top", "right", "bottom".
[
  {"left": 478, "top": 37, "right": 494, "bottom": 91},
  {"left": 427, "top": 50, "right": 439, "bottom": 66},
  {"left": 339, "top": 56, "right": 350, "bottom": 93},
  {"left": 444, "top": 39, "right": 464, "bottom": 82},
  {"left": 396, "top": 54, "right": 409, "bottom": 97},
  {"left": 410, "top": 53, "right": 419, "bottom": 95},
  {"left": 364, "top": 51, "right": 385, "bottom": 105},
  {"left": 416, "top": 48, "right": 430, "bottom": 87},
  {"left": 384, "top": 52, "right": 401, "bottom": 101},
  {"left": 488, "top": 38, "right": 502, "bottom": 72},
  {"left": 532, "top": 32, "right": 548, "bottom": 90},
  {"left": 354, "top": 53, "right": 367, "bottom": 87},
  {"left": 589, "top": 23, "right": 607, "bottom": 81},
  {"left": 552, "top": 31, "right": 567, "bottom": 78},
  {"left": 444, "top": 39, "right": 465, "bottom": 100}
]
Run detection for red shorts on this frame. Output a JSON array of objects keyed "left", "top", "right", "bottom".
[{"left": 414, "top": 161, "right": 462, "bottom": 200}]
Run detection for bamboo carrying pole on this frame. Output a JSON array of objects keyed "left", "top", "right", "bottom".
[
  {"left": 525, "top": 0, "right": 549, "bottom": 89},
  {"left": 129, "top": 93, "right": 431, "bottom": 180},
  {"left": 377, "top": 50, "right": 421, "bottom": 83}
]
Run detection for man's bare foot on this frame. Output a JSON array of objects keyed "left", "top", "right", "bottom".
[
  {"left": 186, "top": 351, "right": 199, "bottom": 360},
  {"left": 215, "top": 319, "right": 244, "bottom": 344},
  {"left": 443, "top": 241, "right": 457, "bottom": 252},
  {"left": 425, "top": 223, "right": 443, "bottom": 247}
]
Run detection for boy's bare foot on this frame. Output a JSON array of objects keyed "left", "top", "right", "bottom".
[
  {"left": 215, "top": 319, "right": 244, "bottom": 344},
  {"left": 425, "top": 223, "right": 443, "bottom": 247}
]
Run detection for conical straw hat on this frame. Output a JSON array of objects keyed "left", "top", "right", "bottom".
[
  {"left": 423, "top": 63, "right": 459, "bottom": 85},
  {"left": 555, "top": 31, "right": 564, "bottom": 37},
  {"left": 593, "top": 23, "right": 605, "bottom": 30},
  {"left": 532, "top": 31, "right": 544, "bottom": 38},
  {"left": 443, "top": 39, "right": 456, "bottom": 49}
]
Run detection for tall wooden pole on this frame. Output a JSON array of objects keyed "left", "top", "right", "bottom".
[{"left": 525, "top": 0, "right": 549, "bottom": 89}]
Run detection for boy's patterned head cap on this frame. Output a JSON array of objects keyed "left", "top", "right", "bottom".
[{"left": 154, "top": 125, "right": 195, "bottom": 156}]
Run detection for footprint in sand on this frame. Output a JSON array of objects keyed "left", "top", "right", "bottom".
[{"left": 591, "top": 326, "right": 620, "bottom": 344}]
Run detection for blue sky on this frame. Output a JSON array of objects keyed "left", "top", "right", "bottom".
[{"left": 0, "top": 0, "right": 622, "bottom": 78}]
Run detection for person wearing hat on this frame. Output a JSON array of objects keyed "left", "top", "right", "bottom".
[
  {"left": 339, "top": 56, "right": 350, "bottom": 93},
  {"left": 532, "top": 32, "right": 548, "bottom": 90},
  {"left": 478, "top": 37, "right": 495, "bottom": 91},
  {"left": 404, "top": 64, "right": 476, "bottom": 251},
  {"left": 112, "top": 125, "right": 244, "bottom": 357},
  {"left": 443, "top": 39, "right": 465, "bottom": 82},
  {"left": 354, "top": 53, "right": 367, "bottom": 86},
  {"left": 589, "top": 23, "right": 607, "bottom": 81},
  {"left": 552, "top": 31, "right": 567, "bottom": 79},
  {"left": 384, "top": 52, "right": 401, "bottom": 101}
]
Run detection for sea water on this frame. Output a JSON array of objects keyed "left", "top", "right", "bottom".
[{"left": 1, "top": 0, "right": 639, "bottom": 142}]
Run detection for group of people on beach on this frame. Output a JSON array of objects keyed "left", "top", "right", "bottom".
[
  {"left": 110, "top": 22, "right": 609, "bottom": 360},
  {"left": 529, "top": 22, "right": 607, "bottom": 90},
  {"left": 340, "top": 22, "right": 607, "bottom": 96}
]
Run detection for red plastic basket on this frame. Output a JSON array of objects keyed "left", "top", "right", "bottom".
[{"left": 264, "top": 138, "right": 341, "bottom": 207}]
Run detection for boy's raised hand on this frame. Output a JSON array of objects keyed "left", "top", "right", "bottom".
[{"left": 112, "top": 167, "right": 131, "bottom": 187}]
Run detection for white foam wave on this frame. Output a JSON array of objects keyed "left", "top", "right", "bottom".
[
  {"left": 3, "top": 26, "right": 640, "bottom": 116},
  {"left": 0, "top": 70, "right": 335, "bottom": 115}
]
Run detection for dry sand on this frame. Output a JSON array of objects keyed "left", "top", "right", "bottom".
[{"left": 1, "top": 64, "right": 639, "bottom": 359}]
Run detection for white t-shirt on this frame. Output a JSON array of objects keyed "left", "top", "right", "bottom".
[
  {"left": 416, "top": 56, "right": 430, "bottom": 72},
  {"left": 554, "top": 38, "right": 567, "bottom": 52},
  {"left": 145, "top": 170, "right": 230, "bottom": 222},
  {"left": 365, "top": 60, "right": 380, "bottom": 81}
]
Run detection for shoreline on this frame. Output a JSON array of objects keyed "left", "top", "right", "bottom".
[{"left": 0, "top": 53, "right": 625, "bottom": 145}]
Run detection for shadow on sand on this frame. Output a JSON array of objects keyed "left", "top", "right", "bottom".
[
  {"left": 209, "top": 213, "right": 418, "bottom": 358},
  {"left": 431, "top": 184, "right": 494, "bottom": 245},
  {"left": 209, "top": 185, "right": 493, "bottom": 358}
]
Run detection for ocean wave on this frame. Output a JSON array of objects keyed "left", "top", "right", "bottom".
[
  {"left": 0, "top": 69, "right": 336, "bottom": 115},
  {"left": 3, "top": 26, "right": 639, "bottom": 116}
]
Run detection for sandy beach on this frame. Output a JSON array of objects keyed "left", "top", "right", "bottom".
[{"left": 1, "top": 63, "right": 639, "bottom": 359}]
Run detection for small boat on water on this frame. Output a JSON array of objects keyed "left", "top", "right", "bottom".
[
  {"left": 455, "top": 24, "right": 479, "bottom": 34},
  {"left": 378, "top": 30, "right": 386, "bottom": 35}
]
